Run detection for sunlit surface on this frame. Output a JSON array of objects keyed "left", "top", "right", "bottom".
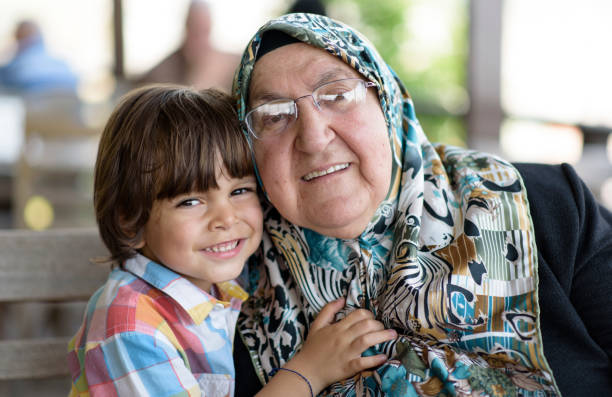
[
  {"left": 604, "top": 134, "right": 612, "bottom": 210},
  {"left": 24, "top": 195, "right": 54, "bottom": 230},
  {"left": 0, "top": 96, "right": 24, "bottom": 164},
  {"left": 502, "top": 1, "right": 612, "bottom": 127},
  {"left": 601, "top": 178, "right": 612, "bottom": 211},
  {"left": 607, "top": 133, "right": 612, "bottom": 164},
  {"left": 500, "top": 120, "right": 583, "bottom": 164}
]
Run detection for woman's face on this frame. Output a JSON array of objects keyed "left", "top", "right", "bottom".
[{"left": 248, "top": 43, "right": 392, "bottom": 239}]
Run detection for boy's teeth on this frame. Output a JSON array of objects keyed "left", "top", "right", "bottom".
[
  {"left": 303, "top": 163, "right": 349, "bottom": 181},
  {"left": 205, "top": 240, "right": 239, "bottom": 253}
]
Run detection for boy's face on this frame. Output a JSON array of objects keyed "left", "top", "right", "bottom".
[{"left": 138, "top": 168, "right": 262, "bottom": 292}]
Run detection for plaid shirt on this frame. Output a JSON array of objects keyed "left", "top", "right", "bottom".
[{"left": 67, "top": 254, "right": 248, "bottom": 397}]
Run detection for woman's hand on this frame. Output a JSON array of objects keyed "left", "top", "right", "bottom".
[{"left": 257, "top": 298, "right": 397, "bottom": 396}]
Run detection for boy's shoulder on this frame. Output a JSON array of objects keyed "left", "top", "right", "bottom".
[
  {"left": 95, "top": 265, "right": 160, "bottom": 306},
  {"left": 81, "top": 265, "right": 177, "bottom": 341}
]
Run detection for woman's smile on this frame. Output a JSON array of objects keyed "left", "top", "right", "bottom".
[{"left": 301, "top": 162, "right": 350, "bottom": 182}]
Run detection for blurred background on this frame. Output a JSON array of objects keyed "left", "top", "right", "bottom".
[
  {"left": 1, "top": 0, "right": 611, "bottom": 232},
  {"left": 0, "top": 0, "right": 611, "bottom": 394}
]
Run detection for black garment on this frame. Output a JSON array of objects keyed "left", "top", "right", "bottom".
[
  {"left": 234, "top": 330, "right": 263, "bottom": 396},
  {"left": 234, "top": 163, "right": 612, "bottom": 396},
  {"left": 514, "top": 163, "right": 612, "bottom": 395}
]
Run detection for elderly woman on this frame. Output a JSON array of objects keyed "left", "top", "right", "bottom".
[{"left": 232, "top": 13, "right": 612, "bottom": 396}]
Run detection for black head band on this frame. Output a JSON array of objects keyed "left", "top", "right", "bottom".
[{"left": 256, "top": 30, "right": 302, "bottom": 61}]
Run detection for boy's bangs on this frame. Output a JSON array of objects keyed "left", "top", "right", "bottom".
[{"left": 152, "top": 95, "right": 253, "bottom": 200}]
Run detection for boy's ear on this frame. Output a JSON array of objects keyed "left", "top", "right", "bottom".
[
  {"left": 133, "top": 236, "right": 146, "bottom": 249},
  {"left": 118, "top": 213, "right": 146, "bottom": 249}
]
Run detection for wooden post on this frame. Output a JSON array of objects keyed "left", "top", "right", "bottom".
[
  {"left": 113, "top": 0, "right": 125, "bottom": 80},
  {"left": 467, "top": 0, "right": 504, "bottom": 154}
]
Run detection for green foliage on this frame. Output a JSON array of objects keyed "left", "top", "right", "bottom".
[
  {"left": 324, "top": 0, "right": 469, "bottom": 145},
  {"left": 419, "top": 115, "right": 466, "bottom": 146}
]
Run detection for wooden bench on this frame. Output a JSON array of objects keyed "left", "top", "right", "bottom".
[{"left": 0, "top": 228, "right": 108, "bottom": 381}]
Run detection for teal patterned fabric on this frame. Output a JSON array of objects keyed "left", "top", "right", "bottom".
[{"left": 233, "top": 13, "right": 560, "bottom": 396}]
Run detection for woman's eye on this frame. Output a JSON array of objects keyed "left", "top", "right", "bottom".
[
  {"left": 261, "top": 113, "right": 289, "bottom": 126},
  {"left": 177, "top": 198, "right": 201, "bottom": 207},
  {"left": 319, "top": 90, "right": 352, "bottom": 104}
]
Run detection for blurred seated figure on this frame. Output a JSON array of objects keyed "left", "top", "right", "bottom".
[
  {"left": 135, "top": 0, "right": 239, "bottom": 92},
  {"left": 288, "top": 0, "right": 327, "bottom": 14},
  {"left": 0, "top": 20, "right": 78, "bottom": 94}
]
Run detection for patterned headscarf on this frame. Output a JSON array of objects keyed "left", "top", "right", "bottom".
[{"left": 233, "top": 13, "right": 560, "bottom": 396}]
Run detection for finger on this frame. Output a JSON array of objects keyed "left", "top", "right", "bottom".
[
  {"left": 351, "top": 329, "right": 397, "bottom": 353},
  {"left": 348, "top": 354, "right": 389, "bottom": 373},
  {"left": 329, "top": 308, "right": 376, "bottom": 333},
  {"left": 346, "top": 318, "right": 385, "bottom": 335},
  {"left": 343, "top": 308, "right": 375, "bottom": 324},
  {"left": 311, "top": 297, "right": 346, "bottom": 331}
]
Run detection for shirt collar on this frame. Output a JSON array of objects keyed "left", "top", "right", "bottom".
[{"left": 123, "top": 253, "right": 248, "bottom": 325}]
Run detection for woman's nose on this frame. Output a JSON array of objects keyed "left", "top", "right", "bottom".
[
  {"left": 294, "top": 98, "right": 334, "bottom": 153},
  {"left": 209, "top": 202, "right": 238, "bottom": 230}
]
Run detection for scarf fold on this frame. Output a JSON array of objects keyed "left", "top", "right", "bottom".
[{"left": 233, "top": 13, "right": 560, "bottom": 396}]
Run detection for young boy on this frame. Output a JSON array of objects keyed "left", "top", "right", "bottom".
[{"left": 68, "top": 85, "right": 394, "bottom": 397}]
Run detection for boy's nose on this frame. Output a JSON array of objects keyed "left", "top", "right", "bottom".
[{"left": 209, "top": 203, "right": 238, "bottom": 230}]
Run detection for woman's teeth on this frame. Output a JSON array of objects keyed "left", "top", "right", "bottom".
[
  {"left": 303, "top": 163, "right": 349, "bottom": 181},
  {"left": 204, "top": 240, "right": 239, "bottom": 253}
]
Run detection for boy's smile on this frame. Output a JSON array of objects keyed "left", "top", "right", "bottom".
[
  {"left": 138, "top": 168, "right": 263, "bottom": 292},
  {"left": 203, "top": 239, "right": 241, "bottom": 254}
]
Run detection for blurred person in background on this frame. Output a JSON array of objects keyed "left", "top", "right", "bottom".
[
  {"left": 0, "top": 19, "right": 78, "bottom": 94},
  {"left": 135, "top": 0, "right": 239, "bottom": 92},
  {"left": 288, "top": 0, "right": 327, "bottom": 15}
]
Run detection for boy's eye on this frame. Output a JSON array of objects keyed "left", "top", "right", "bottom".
[
  {"left": 231, "top": 187, "right": 255, "bottom": 196},
  {"left": 177, "top": 198, "right": 201, "bottom": 207}
]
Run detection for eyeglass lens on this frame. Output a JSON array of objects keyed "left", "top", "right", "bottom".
[{"left": 247, "top": 78, "right": 372, "bottom": 139}]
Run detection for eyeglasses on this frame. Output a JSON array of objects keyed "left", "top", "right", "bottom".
[{"left": 245, "top": 78, "right": 377, "bottom": 140}]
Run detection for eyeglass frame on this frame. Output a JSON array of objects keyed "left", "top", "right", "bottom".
[{"left": 244, "top": 78, "right": 378, "bottom": 140}]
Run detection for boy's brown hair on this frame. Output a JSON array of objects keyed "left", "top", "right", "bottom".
[{"left": 94, "top": 84, "right": 253, "bottom": 265}]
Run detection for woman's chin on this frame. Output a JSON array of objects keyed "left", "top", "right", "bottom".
[{"left": 293, "top": 206, "right": 375, "bottom": 239}]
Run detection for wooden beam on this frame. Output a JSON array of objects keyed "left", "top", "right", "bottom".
[
  {"left": 0, "top": 337, "right": 71, "bottom": 380},
  {"left": 0, "top": 228, "right": 109, "bottom": 302}
]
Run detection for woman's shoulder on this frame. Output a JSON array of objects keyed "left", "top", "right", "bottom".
[
  {"left": 514, "top": 162, "right": 612, "bottom": 394},
  {"left": 513, "top": 162, "right": 611, "bottom": 258},
  {"left": 513, "top": 162, "right": 590, "bottom": 276},
  {"left": 513, "top": 162, "right": 582, "bottom": 204}
]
